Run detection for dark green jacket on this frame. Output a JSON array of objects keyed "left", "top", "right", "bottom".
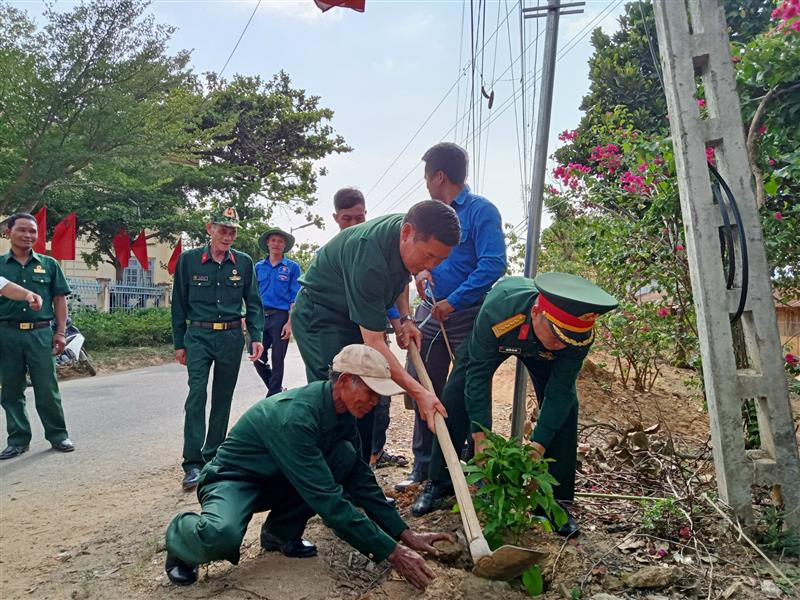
[
  {"left": 171, "top": 245, "right": 263, "bottom": 349},
  {"left": 299, "top": 215, "right": 410, "bottom": 332},
  {"left": 0, "top": 251, "right": 71, "bottom": 321},
  {"left": 213, "top": 381, "right": 409, "bottom": 561},
  {"left": 464, "top": 277, "right": 589, "bottom": 447}
]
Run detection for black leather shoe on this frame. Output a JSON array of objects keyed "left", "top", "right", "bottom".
[
  {"left": 537, "top": 502, "right": 581, "bottom": 538},
  {"left": 411, "top": 480, "right": 454, "bottom": 517},
  {"left": 260, "top": 532, "right": 317, "bottom": 558},
  {"left": 165, "top": 553, "right": 198, "bottom": 586},
  {"left": 0, "top": 445, "right": 29, "bottom": 460},
  {"left": 394, "top": 470, "right": 426, "bottom": 492},
  {"left": 51, "top": 439, "right": 75, "bottom": 453},
  {"left": 182, "top": 468, "right": 201, "bottom": 492}
]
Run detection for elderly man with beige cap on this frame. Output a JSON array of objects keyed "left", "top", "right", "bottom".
[{"left": 164, "top": 344, "right": 454, "bottom": 590}]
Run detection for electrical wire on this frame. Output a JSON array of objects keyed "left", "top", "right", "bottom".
[{"left": 219, "top": 0, "right": 262, "bottom": 78}]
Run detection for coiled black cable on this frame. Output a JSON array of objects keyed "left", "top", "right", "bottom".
[{"left": 708, "top": 165, "right": 749, "bottom": 323}]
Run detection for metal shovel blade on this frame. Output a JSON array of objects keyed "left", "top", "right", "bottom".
[{"left": 472, "top": 544, "right": 549, "bottom": 581}]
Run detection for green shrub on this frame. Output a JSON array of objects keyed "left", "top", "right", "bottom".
[{"left": 72, "top": 308, "right": 173, "bottom": 350}]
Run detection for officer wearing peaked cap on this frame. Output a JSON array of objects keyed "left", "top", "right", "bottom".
[
  {"left": 412, "top": 273, "right": 618, "bottom": 537},
  {"left": 171, "top": 207, "right": 265, "bottom": 492}
]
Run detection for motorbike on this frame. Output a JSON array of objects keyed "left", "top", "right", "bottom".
[{"left": 55, "top": 319, "right": 97, "bottom": 376}]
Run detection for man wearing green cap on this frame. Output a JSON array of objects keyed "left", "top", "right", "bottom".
[
  {"left": 412, "top": 273, "right": 618, "bottom": 537},
  {"left": 253, "top": 227, "right": 301, "bottom": 396},
  {"left": 171, "top": 208, "right": 264, "bottom": 491},
  {"left": 163, "top": 344, "right": 453, "bottom": 590}
]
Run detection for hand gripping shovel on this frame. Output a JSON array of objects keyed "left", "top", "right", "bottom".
[{"left": 407, "top": 344, "right": 548, "bottom": 580}]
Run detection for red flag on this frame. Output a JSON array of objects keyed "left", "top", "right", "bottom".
[
  {"left": 168, "top": 238, "right": 182, "bottom": 275},
  {"left": 131, "top": 230, "right": 149, "bottom": 270},
  {"left": 50, "top": 213, "right": 76, "bottom": 260},
  {"left": 113, "top": 229, "right": 130, "bottom": 269},
  {"left": 33, "top": 206, "right": 47, "bottom": 253},
  {"left": 314, "top": 0, "right": 365, "bottom": 12}
]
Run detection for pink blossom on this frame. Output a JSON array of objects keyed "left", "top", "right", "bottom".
[
  {"left": 654, "top": 156, "right": 664, "bottom": 166},
  {"left": 731, "top": 54, "right": 742, "bottom": 63},
  {"left": 546, "top": 185, "right": 560, "bottom": 195},
  {"left": 638, "top": 162, "right": 648, "bottom": 173},
  {"left": 620, "top": 170, "right": 651, "bottom": 194},
  {"left": 758, "top": 124, "right": 768, "bottom": 135},
  {"left": 558, "top": 129, "right": 578, "bottom": 142},
  {"left": 657, "top": 308, "right": 669, "bottom": 317},
  {"left": 679, "top": 527, "right": 692, "bottom": 540},
  {"left": 705, "top": 147, "right": 716, "bottom": 167},
  {"left": 696, "top": 98, "right": 706, "bottom": 108},
  {"left": 774, "top": 212, "right": 783, "bottom": 220},
  {"left": 768, "top": 159, "right": 776, "bottom": 166},
  {"left": 791, "top": 20, "right": 800, "bottom": 32},
  {"left": 675, "top": 244, "right": 685, "bottom": 252},
  {"left": 657, "top": 548, "right": 668, "bottom": 558},
  {"left": 786, "top": 353, "right": 799, "bottom": 365}
]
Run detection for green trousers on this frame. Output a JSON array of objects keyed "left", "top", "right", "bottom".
[
  {"left": 182, "top": 327, "right": 244, "bottom": 472},
  {"left": 292, "top": 290, "right": 363, "bottom": 382},
  {"left": 428, "top": 352, "right": 578, "bottom": 502},
  {"left": 0, "top": 326, "right": 68, "bottom": 446},
  {"left": 166, "top": 440, "right": 357, "bottom": 566}
]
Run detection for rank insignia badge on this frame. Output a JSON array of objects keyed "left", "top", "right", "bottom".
[
  {"left": 33, "top": 265, "right": 46, "bottom": 273},
  {"left": 491, "top": 313, "right": 526, "bottom": 338}
]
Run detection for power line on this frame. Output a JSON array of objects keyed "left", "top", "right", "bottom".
[
  {"left": 219, "top": 0, "right": 262, "bottom": 78},
  {"left": 366, "top": 1, "right": 521, "bottom": 203},
  {"left": 376, "top": 0, "right": 623, "bottom": 216}
]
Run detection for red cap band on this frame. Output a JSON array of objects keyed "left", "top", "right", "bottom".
[{"left": 537, "top": 294, "right": 596, "bottom": 333}]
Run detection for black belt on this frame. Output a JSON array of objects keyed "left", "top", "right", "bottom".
[
  {"left": 189, "top": 320, "right": 242, "bottom": 331},
  {"left": 0, "top": 320, "right": 51, "bottom": 331},
  {"left": 264, "top": 307, "right": 288, "bottom": 316}
]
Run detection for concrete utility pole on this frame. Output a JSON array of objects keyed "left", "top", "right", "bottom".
[
  {"left": 511, "top": 0, "right": 584, "bottom": 438},
  {"left": 653, "top": 0, "right": 800, "bottom": 530}
]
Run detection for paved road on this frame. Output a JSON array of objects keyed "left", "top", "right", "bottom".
[{"left": 0, "top": 343, "right": 310, "bottom": 490}]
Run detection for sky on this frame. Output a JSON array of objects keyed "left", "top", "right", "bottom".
[{"left": 20, "top": 0, "right": 629, "bottom": 246}]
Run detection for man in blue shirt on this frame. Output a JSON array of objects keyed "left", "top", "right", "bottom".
[
  {"left": 395, "top": 143, "right": 507, "bottom": 491},
  {"left": 254, "top": 227, "right": 302, "bottom": 396}
]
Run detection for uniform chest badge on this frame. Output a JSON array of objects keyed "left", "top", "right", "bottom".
[
  {"left": 499, "top": 346, "right": 522, "bottom": 355},
  {"left": 538, "top": 351, "right": 555, "bottom": 361},
  {"left": 33, "top": 265, "right": 46, "bottom": 273},
  {"left": 191, "top": 274, "right": 209, "bottom": 282},
  {"left": 229, "top": 275, "right": 242, "bottom": 282},
  {"left": 232, "top": 269, "right": 238, "bottom": 275},
  {"left": 491, "top": 313, "right": 526, "bottom": 338}
]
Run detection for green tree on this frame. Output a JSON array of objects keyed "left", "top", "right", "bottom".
[{"left": 0, "top": 0, "right": 193, "bottom": 214}]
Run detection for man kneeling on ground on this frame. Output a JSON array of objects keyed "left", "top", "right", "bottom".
[{"left": 164, "top": 344, "right": 454, "bottom": 590}]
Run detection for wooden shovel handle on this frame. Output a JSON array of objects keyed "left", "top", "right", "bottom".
[{"left": 407, "top": 343, "right": 489, "bottom": 558}]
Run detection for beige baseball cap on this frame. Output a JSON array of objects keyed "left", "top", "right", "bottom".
[{"left": 332, "top": 345, "right": 404, "bottom": 397}]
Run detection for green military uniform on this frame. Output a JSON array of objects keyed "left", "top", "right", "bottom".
[
  {"left": 166, "top": 380, "right": 409, "bottom": 566},
  {"left": 171, "top": 239, "right": 264, "bottom": 473},
  {"left": 293, "top": 214, "right": 411, "bottom": 381},
  {"left": 428, "top": 275, "right": 617, "bottom": 502},
  {"left": 0, "top": 251, "right": 71, "bottom": 447}
]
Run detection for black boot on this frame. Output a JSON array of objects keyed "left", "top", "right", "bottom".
[
  {"left": 536, "top": 501, "right": 580, "bottom": 538},
  {"left": 165, "top": 553, "right": 198, "bottom": 586},
  {"left": 411, "top": 480, "right": 454, "bottom": 517},
  {"left": 260, "top": 531, "right": 317, "bottom": 558}
]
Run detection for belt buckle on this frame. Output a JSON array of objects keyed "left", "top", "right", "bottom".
[
  {"left": 212, "top": 322, "right": 225, "bottom": 331},
  {"left": 19, "top": 322, "right": 33, "bottom": 330}
]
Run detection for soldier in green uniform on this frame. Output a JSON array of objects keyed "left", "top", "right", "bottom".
[
  {"left": 0, "top": 213, "right": 74, "bottom": 460},
  {"left": 163, "top": 345, "right": 454, "bottom": 590},
  {"left": 293, "top": 200, "right": 461, "bottom": 437},
  {"left": 171, "top": 208, "right": 264, "bottom": 491},
  {"left": 412, "top": 273, "right": 618, "bottom": 537}
]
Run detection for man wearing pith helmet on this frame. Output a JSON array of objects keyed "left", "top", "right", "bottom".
[
  {"left": 171, "top": 207, "right": 264, "bottom": 492},
  {"left": 164, "top": 344, "right": 454, "bottom": 591},
  {"left": 253, "top": 226, "right": 301, "bottom": 397},
  {"left": 412, "top": 272, "right": 618, "bottom": 538}
]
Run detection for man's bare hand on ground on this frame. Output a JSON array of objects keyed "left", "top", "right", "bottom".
[
  {"left": 400, "top": 529, "right": 456, "bottom": 556},
  {"left": 388, "top": 544, "right": 435, "bottom": 590}
]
